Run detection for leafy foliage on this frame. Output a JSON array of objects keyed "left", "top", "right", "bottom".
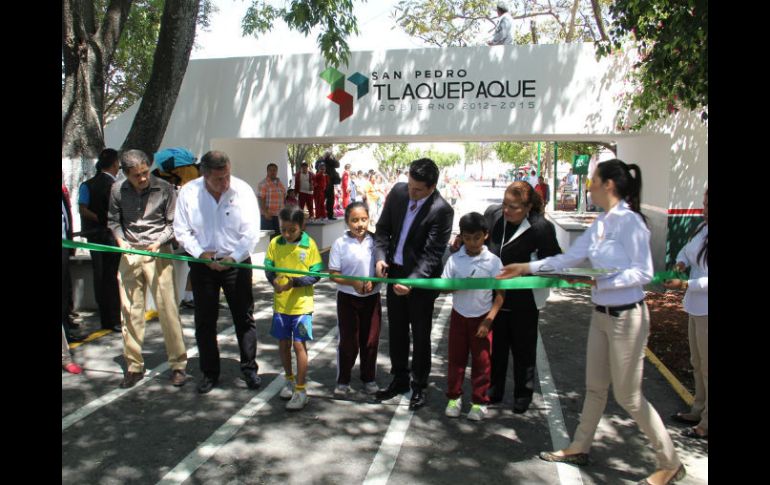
[
  {"left": 94, "top": 0, "right": 216, "bottom": 122},
  {"left": 393, "top": 0, "right": 612, "bottom": 47},
  {"left": 595, "top": 0, "right": 708, "bottom": 129},
  {"left": 242, "top": 0, "right": 362, "bottom": 67}
]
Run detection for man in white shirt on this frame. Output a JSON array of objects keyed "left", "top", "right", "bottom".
[
  {"left": 173, "top": 151, "right": 262, "bottom": 394},
  {"left": 528, "top": 170, "right": 539, "bottom": 188},
  {"left": 488, "top": 3, "right": 513, "bottom": 46}
]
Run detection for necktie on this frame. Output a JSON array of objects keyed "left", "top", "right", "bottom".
[{"left": 410, "top": 202, "right": 417, "bottom": 212}]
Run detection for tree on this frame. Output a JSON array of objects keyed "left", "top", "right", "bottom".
[
  {"left": 121, "top": 0, "right": 201, "bottom": 156},
  {"left": 393, "top": 0, "right": 612, "bottom": 47},
  {"left": 596, "top": 0, "right": 708, "bottom": 129},
  {"left": 63, "top": 0, "right": 133, "bottom": 162},
  {"left": 63, "top": 0, "right": 365, "bottom": 205},
  {"left": 102, "top": 0, "right": 216, "bottom": 123},
  {"left": 242, "top": 0, "right": 363, "bottom": 68},
  {"left": 493, "top": 141, "right": 536, "bottom": 167},
  {"left": 373, "top": 143, "right": 409, "bottom": 175},
  {"left": 463, "top": 142, "right": 494, "bottom": 177}
]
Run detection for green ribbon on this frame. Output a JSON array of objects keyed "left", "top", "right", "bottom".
[{"left": 62, "top": 239, "right": 685, "bottom": 291}]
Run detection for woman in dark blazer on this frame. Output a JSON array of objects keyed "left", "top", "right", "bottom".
[{"left": 484, "top": 181, "right": 561, "bottom": 413}]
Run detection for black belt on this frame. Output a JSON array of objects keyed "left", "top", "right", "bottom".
[{"left": 594, "top": 300, "right": 644, "bottom": 317}]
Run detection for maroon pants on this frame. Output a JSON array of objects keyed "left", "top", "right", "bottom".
[
  {"left": 336, "top": 291, "right": 382, "bottom": 384},
  {"left": 298, "top": 192, "right": 314, "bottom": 218},
  {"left": 314, "top": 191, "right": 326, "bottom": 218},
  {"left": 446, "top": 309, "right": 493, "bottom": 404}
]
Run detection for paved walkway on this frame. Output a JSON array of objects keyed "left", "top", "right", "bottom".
[{"left": 63, "top": 180, "right": 707, "bottom": 484}]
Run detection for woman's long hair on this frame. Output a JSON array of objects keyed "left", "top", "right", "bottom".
[{"left": 596, "top": 159, "right": 647, "bottom": 226}]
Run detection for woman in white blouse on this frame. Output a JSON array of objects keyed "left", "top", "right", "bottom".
[
  {"left": 664, "top": 189, "right": 708, "bottom": 440},
  {"left": 497, "top": 160, "right": 685, "bottom": 485}
]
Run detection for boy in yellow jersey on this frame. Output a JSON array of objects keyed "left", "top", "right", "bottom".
[{"left": 264, "top": 207, "right": 323, "bottom": 410}]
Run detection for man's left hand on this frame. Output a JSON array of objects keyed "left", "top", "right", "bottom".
[
  {"left": 393, "top": 284, "right": 411, "bottom": 296},
  {"left": 211, "top": 256, "right": 235, "bottom": 271}
]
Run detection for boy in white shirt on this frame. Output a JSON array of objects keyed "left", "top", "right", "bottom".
[{"left": 442, "top": 212, "right": 504, "bottom": 421}]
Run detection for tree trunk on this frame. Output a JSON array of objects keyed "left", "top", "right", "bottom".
[
  {"left": 62, "top": 0, "right": 133, "bottom": 160},
  {"left": 565, "top": 0, "right": 580, "bottom": 42},
  {"left": 62, "top": 0, "right": 133, "bottom": 234},
  {"left": 591, "top": 0, "right": 609, "bottom": 42},
  {"left": 121, "top": 0, "right": 200, "bottom": 155}
]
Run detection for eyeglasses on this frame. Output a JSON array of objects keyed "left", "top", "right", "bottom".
[{"left": 503, "top": 202, "right": 527, "bottom": 211}]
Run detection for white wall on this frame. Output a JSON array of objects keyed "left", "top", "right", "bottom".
[{"left": 209, "top": 139, "right": 290, "bottom": 198}]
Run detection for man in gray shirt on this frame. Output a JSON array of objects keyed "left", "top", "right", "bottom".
[
  {"left": 488, "top": 3, "right": 513, "bottom": 45},
  {"left": 108, "top": 149, "right": 188, "bottom": 389}
]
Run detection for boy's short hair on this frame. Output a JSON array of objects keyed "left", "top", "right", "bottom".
[
  {"left": 279, "top": 206, "right": 305, "bottom": 226},
  {"left": 459, "top": 212, "right": 488, "bottom": 234}
]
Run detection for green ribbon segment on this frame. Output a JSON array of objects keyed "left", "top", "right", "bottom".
[{"left": 62, "top": 239, "right": 685, "bottom": 291}]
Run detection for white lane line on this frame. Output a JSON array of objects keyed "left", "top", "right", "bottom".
[
  {"left": 62, "top": 307, "right": 272, "bottom": 432},
  {"left": 156, "top": 326, "right": 339, "bottom": 485},
  {"left": 363, "top": 296, "right": 452, "bottom": 485},
  {"left": 537, "top": 330, "right": 585, "bottom": 485}
]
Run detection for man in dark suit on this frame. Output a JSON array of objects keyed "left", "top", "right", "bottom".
[
  {"left": 78, "top": 149, "right": 122, "bottom": 333},
  {"left": 374, "top": 158, "right": 454, "bottom": 410}
]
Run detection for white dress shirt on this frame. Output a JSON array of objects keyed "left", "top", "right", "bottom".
[
  {"left": 173, "top": 176, "right": 261, "bottom": 262},
  {"left": 676, "top": 225, "right": 708, "bottom": 316},
  {"left": 328, "top": 232, "right": 381, "bottom": 297},
  {"left": 393, "top": 195, "right": 429, "bottom": 265},
  {"left": 441, "top": 246, "right": 503, "bottom": 317},
  {"left": 529, "top": 200, "right": 653, "bottom": 306}
]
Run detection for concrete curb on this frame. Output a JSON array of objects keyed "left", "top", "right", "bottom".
[{"left": 644, "top": 346, "right": 694, "bottom": 406}]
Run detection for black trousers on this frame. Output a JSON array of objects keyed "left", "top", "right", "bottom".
[
  {"left": 489, "top": 294, "right": 539, "bottom": 401},
  {"left": 62, "top": 248, "right": 72, "bottom": 326},
  {"left": 385, "top": 265, "right": 438, "bottom": 390},
  {"left": 189, "top": 259, "right": 257, "bottom": 379},
  {"left": 325, "top": 185, "right": 335, "bottom": 218},
  {"left": 89, "top": 247, "right": 122, "bottom": 328}
]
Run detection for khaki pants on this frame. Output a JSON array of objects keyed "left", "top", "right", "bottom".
[
  {"left": 571, "top": 303, "right": 680, "bottom": 470},
  {"left": 118, "top": 246, "right": 187, "bottom": 373},
  {"left": 688, "top": 314, "right": 708, "bottom": 432}
]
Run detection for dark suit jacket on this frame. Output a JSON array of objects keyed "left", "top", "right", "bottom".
[
  {"left": 374, "top": 182, "right": 454, "bottom": 279},
  {"left": 484, "top": 204, "right": 561, "bottom": 309}
]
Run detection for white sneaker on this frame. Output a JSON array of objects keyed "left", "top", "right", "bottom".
[
  {"left": 467, "top": 404, "right": 488, "bottom": 421},
  {"left": 286, "top": 391, "right": 308, "bottom": 410},
  {"left": 280, "top": 380, "right": 294, "bottom": 399},
  {"left": 334, "top": 384, "right": 354, "bottom": 397},
  {"left": 445, "top": 397, "right": 462, "bottom": 418},
  {"left": 363, "top": 382, "right": 380, "bottom": 395}
]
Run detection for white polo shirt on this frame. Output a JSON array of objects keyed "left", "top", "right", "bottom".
[
  {"left": 441, "top": 246, "right": 503, "bottom": 318},
  {"left": 328, "top": 231, "right": 381, "bottom": 297}
]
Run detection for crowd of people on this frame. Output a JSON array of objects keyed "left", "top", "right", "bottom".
[{"left": 62, "top": 149, "right": 706, "bottom": 485}]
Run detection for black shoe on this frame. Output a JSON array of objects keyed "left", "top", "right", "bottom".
[
  {"left": 180, "top": 300, "right": 195, "bottom": 310},
  {"left": 375, "top": 380, "right": 410, "bottom": 401},
  {"left": 513, "top": 397, "right": 532, "bottom": 414},
  {"left": 487, "top": 387, "right": 503, "bottom": 404},
  {"left": 197, "top": 376, "right": 218, "bottom": 394},
  {"left": 408, "top": 389, "right": 427, "bottom": 410},
  {"left": 242, "top": 370, "right": 262, "bottom": 390}
]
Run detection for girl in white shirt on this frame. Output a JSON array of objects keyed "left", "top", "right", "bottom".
[
  {"left": 328, "top": 202, "right": 383, "bottom": 397},
  {"left": 664, "top": 189, "right": 708, "bottom": 440},
  {"left": 498, "top": 160, "right": 685, "bottom": 485}
]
